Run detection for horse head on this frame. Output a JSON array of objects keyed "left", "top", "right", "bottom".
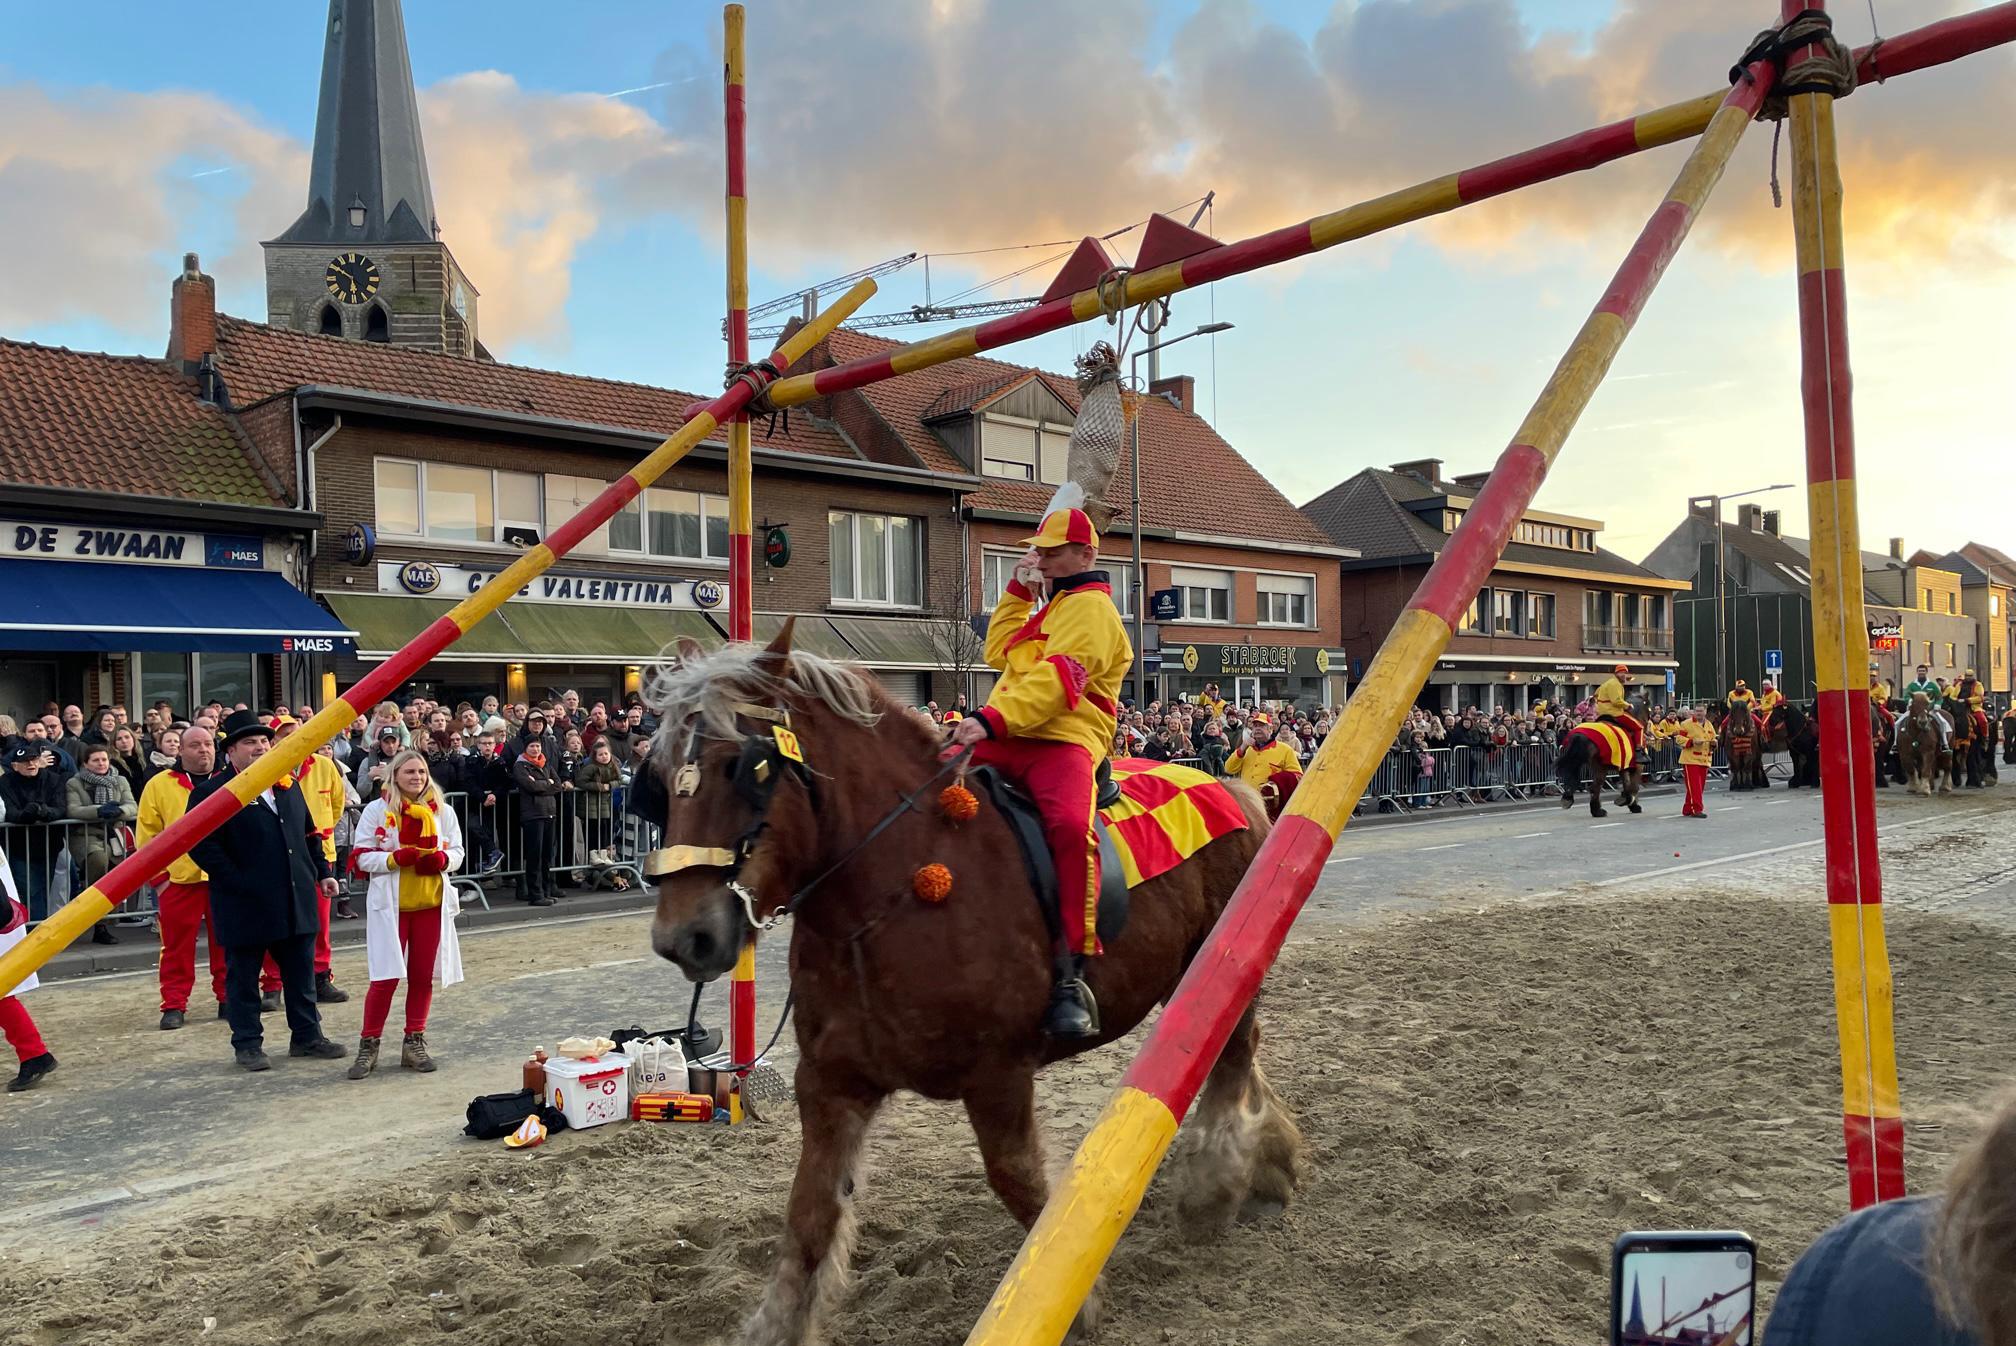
[{"left": 639, "top": 619, "right": 887, "bottom": 981}]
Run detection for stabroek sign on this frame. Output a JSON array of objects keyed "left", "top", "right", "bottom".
[{"left": 1180, "top": 643, "right": 1333, "bottom": 677}]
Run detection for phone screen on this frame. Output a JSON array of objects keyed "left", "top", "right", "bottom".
[{"left": 1614, "top": 1235, "right": 1755, "bottom": 1345}]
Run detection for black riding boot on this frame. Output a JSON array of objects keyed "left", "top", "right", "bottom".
[{"left": 1043, "top": 953, "right": 1098, "bottom": 1040}]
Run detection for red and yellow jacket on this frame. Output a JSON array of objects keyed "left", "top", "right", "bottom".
[
  {"left": 1677, "top": 720, "right": 1718, "bottom": 767},
  {"left": 299, "top": 752, "right": 347, "bottom": 863},
  {"left": 1758, "top": 689, "right": 1783, "bottom": 716},
  {"left": 979, "top": 571, "right": 1133, "bottom": 759},
  {"left": 1594, "top": 675, "right": 1632, "bottom": 719},
  {"left": 1227, "top": 739, "right": 1300, "bottom": 791},
  {"left": 136, "top": 769, "right": 209, "bottom": 886}
]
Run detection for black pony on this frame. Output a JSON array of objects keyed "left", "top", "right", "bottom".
[
  {"left": 1768, "top": 701, "right": 1822, "bottom": 788},
  {"left": 1556, "top": 722, "right": 1644, "bottom": 818}
]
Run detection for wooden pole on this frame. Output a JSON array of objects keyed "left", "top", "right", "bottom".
[
  {"left": 0, "top": 280, "right": 877, "bottom": 1000},
  {"left": 722, "top": 1, "right": 759, "bottom": 1105},
  {"left": 963, "top": 48, "right": 1784, "bottom": 1346},
  {"left": 761, "top": 2, "right": 2016, "bottom": 415},
  {"left": 1783, "top": 0, "right": 1904, "bottom": 1209}
]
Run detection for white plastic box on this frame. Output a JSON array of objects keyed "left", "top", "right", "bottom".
[{"left": 544, "top": 1054, "right": 631, "bottom": 1130}]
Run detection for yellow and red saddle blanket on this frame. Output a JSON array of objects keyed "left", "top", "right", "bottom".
[
  {"left": 1101, "top": 758, "right": 1249, "bottom": 888},
  {"left": 1568, "top": 721, "right": 1636, "bottom": 770}
]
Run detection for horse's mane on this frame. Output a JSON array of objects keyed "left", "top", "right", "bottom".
[{"left": 641, "top": 642, "right": 940, "bottom": 773}]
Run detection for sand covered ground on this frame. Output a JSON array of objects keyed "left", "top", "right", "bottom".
[{"left": 6, "top": 880, "right": 2012, "bottom": 1345}]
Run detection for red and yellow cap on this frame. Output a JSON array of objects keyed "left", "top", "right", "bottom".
[
  {"left": 267, "top": 713, "right": 299, "bottom": 734},
  {"left": 1249, "top": 712, "right": 1272, "bottom": 728},
  {"left": 1023, "top": 508, "right": 1099, "bottom": 550},
  {"left": 1613, "top": 664, "right": 1629, "bottom": 675}
]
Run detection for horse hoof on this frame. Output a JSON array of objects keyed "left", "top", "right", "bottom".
[
  {"left": 1626, "top": 803, "right": 1642, "bottom": 814},
  {"left": 1590, "top": 810, "right": 1608, "bottom": 819}
]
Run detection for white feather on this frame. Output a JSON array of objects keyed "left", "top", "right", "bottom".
[{"left": 1043, "top": 479, "right": 1086, "bottom": 519}]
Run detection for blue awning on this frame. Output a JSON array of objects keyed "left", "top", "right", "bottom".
[{"left": 0, "top": 559, "right": 357, "bottom": 655}]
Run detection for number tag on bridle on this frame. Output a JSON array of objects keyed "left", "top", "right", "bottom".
[{"left": 771, "top": 725, "right": 803, "bottom": 763}]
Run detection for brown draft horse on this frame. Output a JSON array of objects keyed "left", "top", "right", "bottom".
[
  {"left": 646, "top": 624, "right": 1302, "bottom": 1346},
  {"left": 1896, "top": 692, "right": 1950, "bottom": 796},
  {"left": 1721, "top": 700, "right": 1769, "bottom": 791}
]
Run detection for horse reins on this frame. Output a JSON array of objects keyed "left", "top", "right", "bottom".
[{"left": 642, "top": 702, "right": 973, "bottom": 1073}]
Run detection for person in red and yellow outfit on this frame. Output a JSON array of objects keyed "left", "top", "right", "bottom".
[
  {"left": 1227, "top": 713, "right": 1301, "bottom": 791},
  {"left": 1677, "top": 705, "right": 1719, "bottom": 818},
  {"left": 259, "top": 715, "right": 349, "bottom": 1007},
  {"left": 136, "top": 724, "right": 223, "bottom": 1029},
  {"left": 1728, "top": 679, "right": 1756, "bottom": 711},
  {"left": 1758, "top": 681, "right": 1784, "bottom": 718},
  {"left": 947, "top": 506, "right": 1132, "bottom": 1038},
  {"left": 1593, "top": 663, "right": 1645, "bottom": 749}
]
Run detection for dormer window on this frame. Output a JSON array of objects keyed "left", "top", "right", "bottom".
[{"left": 980, "top": 414, "right": 1069, "bottom": 485}]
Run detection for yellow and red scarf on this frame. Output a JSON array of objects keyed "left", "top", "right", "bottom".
[{"left": 394, "top": 799, "right": 444, "bottom": 912}]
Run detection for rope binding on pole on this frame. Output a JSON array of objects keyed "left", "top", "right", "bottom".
[{"left": 1731, "top": 8, "right": 1859, "bottom": 208}]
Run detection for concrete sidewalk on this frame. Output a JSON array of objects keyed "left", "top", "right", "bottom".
[{"left": 38, "top": 883, "right": 656, "bottom": 985}]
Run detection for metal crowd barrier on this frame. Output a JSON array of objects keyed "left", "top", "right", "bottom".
[{"left": 5, "top": 817, "right": 158, "bottom": 928}]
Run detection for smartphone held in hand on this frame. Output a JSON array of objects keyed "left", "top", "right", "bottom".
[{"left": 1610, "top": 1230, "right": 1756, "bottom": 1345}]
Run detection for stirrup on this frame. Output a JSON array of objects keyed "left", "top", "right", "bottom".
[{"left": 1044, "top": 962, "right": 1100, "bottom": 1038}]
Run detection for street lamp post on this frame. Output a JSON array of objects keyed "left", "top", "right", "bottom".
[
  {"left": 1128, "top": 323, "right": 1232, "bottom": 709},
  {"left": 1688, "top": 483, "right": 1793, "bottom": 699}
]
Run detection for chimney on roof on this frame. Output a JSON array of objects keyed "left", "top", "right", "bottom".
[
  {"left": 1736, "top": 503, "right": 1762, "bottom": 531},
  {"left": 1389, "top": 458, "right": 1443, "bottom": 486},
  {"left": 167, "top": 252, "right": 217, "bottom": 375},
  {"left": 1889, "top": 536, "right": 1904, "bottom": 560},
  {"left": 1148, "top": 374, "right": 1194, "bottom": 414},
  {"left": 1761, "top": 509, "right": 1781, "bottom": 537},
  {"left": 1451, "top": 471, "right": 1493, "bottom": 490}
]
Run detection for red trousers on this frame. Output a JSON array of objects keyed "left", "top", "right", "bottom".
[
  {"left": 1683, "top": 763, "right": 1708, "bottom": 816},
  {"left": 972, "top": 736, "right": 1101, "bottom": 955},
  {"left": 361, "top": 905, "right": 444, "bottom": 1038},
  {"left": 156, "top": 880, "right": 226, "bottom": 1012},
  {"left": 262, "top": 892, "right": 332, "bottom": 991},
  {"left": 0, "top": 996, "right": 47, "bottom": 1063}
]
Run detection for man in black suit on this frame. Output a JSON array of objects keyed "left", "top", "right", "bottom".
[{"left": 189, "top": 710, "right": 348, "bottom": 1072}]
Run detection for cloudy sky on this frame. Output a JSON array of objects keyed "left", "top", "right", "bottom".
[{"left": 4, "top": 1, "right": 2013, "bottom": 561}]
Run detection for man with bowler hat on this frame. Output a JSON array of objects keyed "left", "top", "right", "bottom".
[{"left": 189, "top": 710, "right": 348, "bottom": 1071}]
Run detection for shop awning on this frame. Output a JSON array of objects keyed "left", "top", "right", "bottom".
[
  {"left": 0, "top": 559, "right": 357, "bottom": 654},
  {"left": 322, "top": 593, "right": 723, "bottom": 664},
  {"left": 824, "top": 615, "right": 946, "bottom": 669},
  {"left": 748, "top": 613, "right": 866, "bottom": 662}
]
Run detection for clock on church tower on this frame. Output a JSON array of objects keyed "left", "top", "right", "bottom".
[{"left": 324, "top": 253, "right": 381, "bottom": 305}]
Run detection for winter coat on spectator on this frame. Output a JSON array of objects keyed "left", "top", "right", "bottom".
[
  {"left": 510, "top": 751, "right": 562, "bottom": 819},
  {"left": 64, "top": 766, "right": 136, "bottom": 869},
  {"left": 1142, "top": 730, "right": 1191, "bottom": 763},
  {"left": 573, "top": 757, "right": 622, "bottom": 821},
  {"left": 351, "top": 744, "right": 403, "bottom": 797},
  {"left": 109, "top": 750, "right": 146, "bottom": 799},
  {"left": 0, "top": 765, "right": 66, "bottom": 826},
  {"left": 56, "top": 734, "right": 91, "bottom": 772},
  {"left": 1196, "top": 734, "right": 1231, "bottom": 777},
  {"left": 505, "top": 728, "right": 559, "bottom": 764}
]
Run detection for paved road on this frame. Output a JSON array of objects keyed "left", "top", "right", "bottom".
[{"left": 4, "top": 780, "right": 2005, "bottom": 1240}]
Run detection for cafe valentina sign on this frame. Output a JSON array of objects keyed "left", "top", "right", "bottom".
[
  {"left": 379, "top": 559, "right": 726, "bottom": 610},
  {"left": 6, "top": 518, "right": 264, "bottom": 569}
]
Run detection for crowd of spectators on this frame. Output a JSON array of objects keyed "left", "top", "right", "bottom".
[{"left": 0, "top": 689, "right": 664, "bottom": 929}]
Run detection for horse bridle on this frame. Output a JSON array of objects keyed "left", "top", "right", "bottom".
[{"left": 641, "top": 700, "right": 814, "bottom": 933}]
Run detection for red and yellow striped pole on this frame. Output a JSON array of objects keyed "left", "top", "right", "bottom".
[
  {"left": 0, "top": 280, "right": 877, "bottom": 1000},
  {"left": 764, "top": 3, "right": 2016, "bottom": 416},
  {"left": 1783, "top": 0, "right": 1902, "bottom": 1209},
  {"left": 963, "top": 54, "right": 1782, "bottom": 1346},
  {"left": 722, "top": 2, "right": 759, "bottom": 1106}
]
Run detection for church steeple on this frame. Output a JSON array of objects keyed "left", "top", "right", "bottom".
[
  {"left": 276, "top": 0, "right": 438, "bottom": 244},
  {"left": 1624, "top": 1273, "right": 1647, "bottom": 1339}
]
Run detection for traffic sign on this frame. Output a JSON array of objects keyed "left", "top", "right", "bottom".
[
  {"left": 1764, "top": 648, "right": 1783, "bottom": 674},
  {"left": 1664, "top": 669, "right": 1676, "bottom": 694}
]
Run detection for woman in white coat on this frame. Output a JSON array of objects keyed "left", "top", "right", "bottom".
[
  {"left": 0, "top": 797, "right": 58, "bottom": 1091},
  {"left": 346, "top": 750, "right": 464, "bottom": 1079}
]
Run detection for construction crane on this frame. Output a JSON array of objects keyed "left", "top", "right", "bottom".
[
  {"left": 727, "top": 253, "right": 919, "bottom": 338},
  {"left": 748, "top": 295, "right": 1037, "bottom": 343}
]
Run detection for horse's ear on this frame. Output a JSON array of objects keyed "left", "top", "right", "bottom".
[
  {"left": 674, "top": 636, "right": 705, "bottom": 664},
  {"left": 754, "top": 616, "right": 795, "bottom": 678}
]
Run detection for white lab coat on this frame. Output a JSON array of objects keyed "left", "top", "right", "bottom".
[
  {"left": 351, "top": 797, "right": 466, "bottom": 988},
  {"left": 0, "top": 802, "right": 35, "bottom": 995}
]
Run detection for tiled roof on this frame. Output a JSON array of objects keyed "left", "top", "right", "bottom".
[
  {"left": 0, "top": 339, "right": 279, "bottom": 507},
  {"left": 1959, "top": 541, "right": 2016, "bottom": 589},
  {"left": 211, "top": 316, "right": 859, "bottom": 460},
  {"left": 921, "top": 372, "right": 1025, "bottom": 421},
  {"left": 824, "top": 329, "right": 1334, "bottom": 544},
  {"left": 1302, "top": 466, "right": 1664, "bottom": 580}
]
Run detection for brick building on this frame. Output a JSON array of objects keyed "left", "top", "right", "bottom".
[
  {"left": 1303, "top": 459, "right": 1686, "bottom": 712},
  {"left": 0, "top": 297, "right": 348, "bottom": 723}
]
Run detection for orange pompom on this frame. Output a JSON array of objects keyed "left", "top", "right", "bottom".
[
  {"left": 913, "top": 863, "right": 954, "bottom": 902},
  {"left": 938, "top": 784, "right": 979, "bottom": 822}
]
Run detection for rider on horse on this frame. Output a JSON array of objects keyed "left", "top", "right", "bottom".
[
  {"left": 1949, "top": 669, "right": 1990, "bottom": 742},
  {"left": 1757, "top": 681, "right": 1783, "bottom": 718},
  {"left": 1869, "top": 661, "right": 1893, "bottom": 711},
  {"left": 1594, "top": 664, "right": 1645, "bottom": 750},
  {"left": 946, "top": 505, "right": 1131, "bottom": 1039},
  {"left": 1727, "top": 679, "right": 1756, "bottom": 712}
]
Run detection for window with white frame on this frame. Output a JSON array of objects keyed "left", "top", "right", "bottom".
[
  {"left": 375, "top": 457, "right": 546, "bottom": 546},
  {"left": 1172, "top": 565, "right": 1231, "bottom": 623},
  {"left": 980, "top": 415, "right": 1069, "bottom": 485},
  {"left": 636, "top": 488, "right": 730, "bottom": 562},
  {"left": 982, "top": 551, "right": 1018, "bottom": 609},
  {"left": 1257, "top": 573, "right": 1313, "bottom": 627},
  {"left": 1492, "top": 588, "right": 1523, "bottom": 636},
  {"left": 543, "top": 474, "right": 613, "bottom": 553},
  {"left": 830, "top": 511, "right": 923, "bottom": 606},
  {"left": 1100, "top": 557, "right": 1134, "bottom": 617}
]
